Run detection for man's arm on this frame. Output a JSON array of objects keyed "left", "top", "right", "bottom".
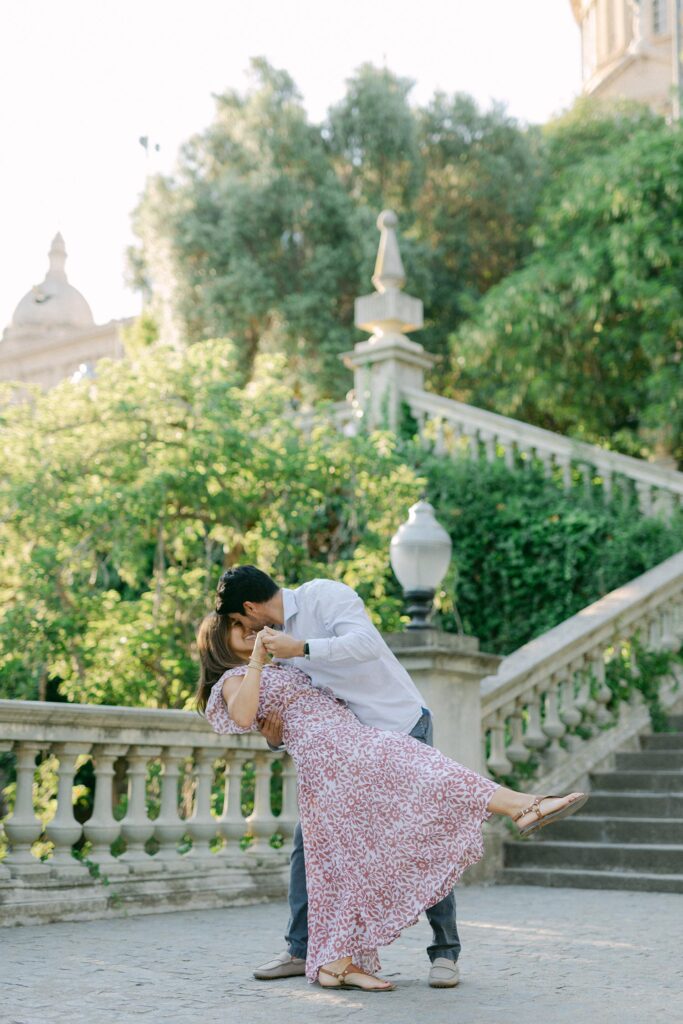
[{"left": 262, "top": 581, "right": 384, "bottom": 663}]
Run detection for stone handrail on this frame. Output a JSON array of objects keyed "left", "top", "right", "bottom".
[
  {"left": 478, "top": 552, "right": 683, "bottom": 787},
  {"left": 0, "top": 701, "right": 296, "bottom": 922},
  {"left": 402, "top": 386, "right": 683, "bottom": 514}
]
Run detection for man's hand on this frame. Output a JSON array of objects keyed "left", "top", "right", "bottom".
[
  {"left": 258, "top": 710, "right": 284, "bottom": 748},
  {"left": 260, "top": 626, "right": 305, "bottom": 660}
]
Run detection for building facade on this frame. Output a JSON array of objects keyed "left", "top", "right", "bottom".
[
  {"left": 0, "top": 234, "right": 129, "bottom": 390},
  {"left": 571, "top": 0, "right": 680, "bottom": 111}
]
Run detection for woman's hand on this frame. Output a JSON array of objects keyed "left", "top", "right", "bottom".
[{"left": 250, "top": 628, "right": 270, "bottom": 667}]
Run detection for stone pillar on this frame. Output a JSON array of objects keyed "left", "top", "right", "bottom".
[
  {"left": 3, "top": 741, "right": 48, "bottom": 877},
  {"left": 388, "top": 631, "right": 501, "bottom": 774},
  {"left": 342, "top": 210, "right": 434, "bottom": 431},
  {"left": 83, "top": 743, "right": 130, "bottom": 874},
  {"left": 45, "top": 742, "right": 89, "bottom": 876}
]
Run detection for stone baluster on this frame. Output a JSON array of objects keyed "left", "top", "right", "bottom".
[
  {"left": 647, "top": 613, "right": 662, "bottom": 650},
  {"left": 218, "top": 750, "right": 250, "bottom": 847},
  {"left": 154, "top": 745, "right": 192, "bottom": 865},
  {"left": 659, "top": 604, "right": 678, "bottom": 651},
  {"left": 3, "top": 742, "right": 49, "bottom": 876},
  {"left": 558, "top": 664, "right": 583, "bottom": 747},
  {"left": 538, "top": 450, "right": 554, "bottom": 479},
  {"left": 599, "top": 467, "right": 613, "bottom": 503},
  {"left": 579, "top": 463, "right": 593, "bottom": 500},
  {"left": 505, "top": 704, "right": 530, "bottom": 765},
  {"left": 574, "top": 659, "right": 597, "bottom": 731},
  {"left": 672, "top": 599, "right": 683, "bottom": 643},
  {"left": 481, "top": 430, "right": 496, "bottom": 463},
  {"left": 0, "top": 741, "right": 14, "bottom": 878},
  {"left": 433, "top": 418, "right": 446, "bottom": 456},
  {"left": 276, "top": 755, "right": 299, "bottom": 853},
  {"left": 635, "top": 480, "right": 653, "bottom": 516},
  {"left": 591, "top": 653, "right": 613, "bottom": 726},
  {"left": 486, "top": 710, "right": 513, "bottom": 777},
  {"left": 501, "top": 439, "right": 515, "bottom": 470},
  {"left": 44, "top": 743, "right": 88, "bottom": 875},
  {"left": 186, "top": 748, "right": 220, "bottom": 861},
  {"left": 246, "top": 752, "right": 279, "bottom": 852},
  {"left": 522, "top": 690, "right": 548, "bottom": 756},
  {"left": 83, "top": 743, "right": 130, "bottom": 873},
  {"left": 654, "top": 489, "right": 675, "bottom": 521},
  {"left": 556, "top": 454, "right": 572, "bottom": 491},
  {"left": 465, "top": 426, "right": 479, "bottom": 460},
  {"left": 541, "top": 676, "right": 567, "bottom": 766},
  {"left": 413, "top": 408, "right": 428, "bottom": 446},
  {"left": 119, "top": 746, "right": 160, "bottom": 872}
]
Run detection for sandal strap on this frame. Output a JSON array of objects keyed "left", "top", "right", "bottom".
[
  {"left": 512, "top": 796, "right": 547, "bottom": 822},
  {"left": 319, "top": 961, "right": 373, "bottom": 983}
]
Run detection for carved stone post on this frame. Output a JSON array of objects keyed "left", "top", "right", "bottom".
[
  {"left": 119, "top": 746, "right": 160, "bottom": 873},
  {"left": 388, "top": 630, "right": 500, "bottom": 773},
  {"left": 154, "top": 745, "right": 192, "bottom": 866},
  {"left": 186, "top": 748, "right": 220, "bottom": 862},
  {"left": 343, "top": 210, "right": 434, "bottom": 431},
  {"left": 246, "top": 752, "right": 278, "bottom": 852},
  {"left": 83, "top": 743, "right": 130, "bottom": 873},
  {"left": 45, "top": 742, "right": 88, "bottom": 875},
  {"left": 3, "top": 741, "right": 48, "bottom": 877},
  {"left": 218, "top": 750, "right": 250, "bottom": 848}
]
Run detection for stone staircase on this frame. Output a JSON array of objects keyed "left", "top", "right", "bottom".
[{"left": 501, "top": 715, "right": 683, "bottom": 892}]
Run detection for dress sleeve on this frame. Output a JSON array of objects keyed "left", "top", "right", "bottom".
[{"left": 205, "top": 674, "right": 255, "bottom": 734}]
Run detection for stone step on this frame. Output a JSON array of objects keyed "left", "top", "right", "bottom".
[
  {"left": 582, "top": 791, "right": 683, "bottom": 817},
  {"left": 544, "top": 815, "right": 683, "bottom": 844},
  {"left": 641, "top": 733, "right": 683, "bottom": 750},
  {"left": 504, "top": 840, "right": 683, "bottom": 874},
  {"left": 590, "top": 770, "right": 683, "bottom": 792},
  {"left": 615, "top": 750, "right": 683, "bottom": 770},
  {"left": 500, "top": 867, "right": 683, "bottom": 893}
]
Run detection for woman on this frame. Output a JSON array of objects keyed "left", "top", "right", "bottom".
[{"left": 196, "top": 612, "right": 587, "bottom": 993}]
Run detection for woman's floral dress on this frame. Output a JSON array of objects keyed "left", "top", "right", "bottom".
[{"left": 206, "top": 662, "right": 498, "bottom": 983}]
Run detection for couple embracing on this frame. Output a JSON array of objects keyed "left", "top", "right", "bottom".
[{"left": 195, "top": 566, "right": 586, "bottom": 993}]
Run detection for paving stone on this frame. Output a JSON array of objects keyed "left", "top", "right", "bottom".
[{"left": 1, "top": 885, "right": 682, "bottom": 1024}]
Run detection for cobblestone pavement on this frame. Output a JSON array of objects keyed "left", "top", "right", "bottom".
[{"left": 2, "top": 885, "right": 682, "bottom": 1024}]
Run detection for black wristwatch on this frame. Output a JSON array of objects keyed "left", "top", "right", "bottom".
[{"left": 303, "top": 641, "right": 310, "bottom": 659}]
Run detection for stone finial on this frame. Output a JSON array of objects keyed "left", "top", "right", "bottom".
[
  {"left": 354, "top": 210, "right": 423, "bottom": 336},
  {"left": 372, "top": 210, "right": 406, "bottom": 293},
  {"left": 47, "top": 233, "right": 67, "bottom": 281}
]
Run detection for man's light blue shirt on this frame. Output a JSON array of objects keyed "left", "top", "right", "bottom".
[{"left": 278, "top": 579, "right": 426, "bottom": 735}]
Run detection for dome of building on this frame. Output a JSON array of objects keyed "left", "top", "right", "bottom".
[{"left": 11, "top": 233, "right": 95, "bottom": 330}]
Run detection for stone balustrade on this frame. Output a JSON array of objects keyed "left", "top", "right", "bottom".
[
  {"left": 0, "top": 702, "right": 295, "bottom": 924},
  {"left": 480, "top": 551, "right": 683, "bottom": 792},
  {"left": 402, "top": 386, "right": 683, "bottom": 516}
]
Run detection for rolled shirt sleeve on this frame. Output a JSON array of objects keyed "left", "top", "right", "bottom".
[{"left": 306, "top": 582, "right": 384, "bottom": 663}]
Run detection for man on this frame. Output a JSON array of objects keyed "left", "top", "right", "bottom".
[{"left": 215, "top": 564, "right": 461, "bottom": 990}]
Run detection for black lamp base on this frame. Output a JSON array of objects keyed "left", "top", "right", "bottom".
[{"left": 404, "top": 588, "right": 435, "bottom": 630}]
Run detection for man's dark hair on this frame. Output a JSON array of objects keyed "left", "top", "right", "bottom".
[{"left": 215, "top": 565, "right": 279, "bottom": 616}]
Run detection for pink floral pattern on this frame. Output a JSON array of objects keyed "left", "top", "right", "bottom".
[{"left": 206, "top": 663, "right": 498, "bottom": 982}]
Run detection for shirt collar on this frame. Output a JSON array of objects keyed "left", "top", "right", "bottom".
[{"left": 281, "top": 588, "right": 298, "bottom": 627}]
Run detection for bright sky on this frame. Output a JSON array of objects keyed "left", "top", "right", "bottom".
[{"left": 0, "top": 0, "right": 581, "bottom": 331}]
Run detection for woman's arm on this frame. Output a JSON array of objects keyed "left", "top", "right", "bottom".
[{"left": 226, "top": 630, "right": 269, "bottom": 728}]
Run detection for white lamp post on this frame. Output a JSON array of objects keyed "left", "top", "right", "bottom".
[{"left": 390, "top": 499, "right": 453, "bottom": 629}]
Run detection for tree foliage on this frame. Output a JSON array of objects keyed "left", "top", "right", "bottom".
[
  {"left": 0, "top": 341, "right": 420, "bottom": 706},
  {"left": 448, "top": 109, "right": 683, "bottom": 463},
  {"left": 130, "top": 60, "right": 542, "bottom": 394}
]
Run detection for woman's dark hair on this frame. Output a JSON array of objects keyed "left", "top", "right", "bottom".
[
  {"left": 194, "top": 612, "right": 242, "bottom": 713},
  {"left": 215, "top": 565, "right": 279, "bottom": 616}
]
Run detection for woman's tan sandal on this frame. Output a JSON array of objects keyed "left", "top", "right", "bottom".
[
  {"left": 319, "top": 962, "right": 395, "bottom": 992},
  {"left": 514, "top": 793, "right": 588, "bottom": 838}
]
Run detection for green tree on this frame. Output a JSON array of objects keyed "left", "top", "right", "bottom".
[
  {"left": 0, "top": 340, "right": 420, "bottom": 706},
  {"left": 448, "top": 114, "right": 683, "bottom": 463},
  {"left": 131, "top": 59, "right": 362, "bottom": 398}
]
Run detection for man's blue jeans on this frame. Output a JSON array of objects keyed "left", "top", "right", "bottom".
[{"left": 285, "top": 708, "right": 461, "bottom": 963}]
